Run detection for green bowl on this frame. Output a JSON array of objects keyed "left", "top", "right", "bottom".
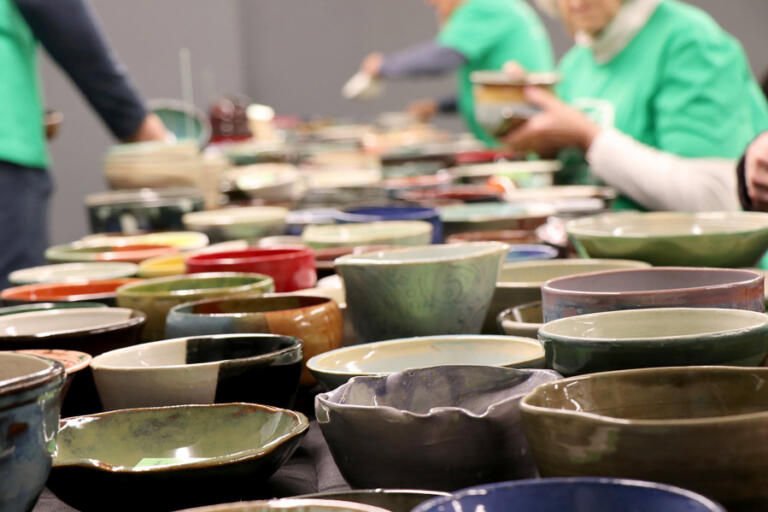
[
  {"left": 566, "top": 212, "right": 768, "bottom": 267},
  {"left": 538, "top": 307, "right": 768, "bottom": 376},
  {"left": 48, "top": 403, "right": 308, "bottom": 511},
  {"left": 497, "top": 301, "right": 542, "bottom": 339}
]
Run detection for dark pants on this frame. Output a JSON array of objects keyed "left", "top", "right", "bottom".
[{"left": 0, "top": 161, "right": 52, "bottom": 289}]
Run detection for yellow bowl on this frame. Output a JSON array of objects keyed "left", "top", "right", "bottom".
[{"left": 138, "top": 254, "right": 187, "bottom": 278}]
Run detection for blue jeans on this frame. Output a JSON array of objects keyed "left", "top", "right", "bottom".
[{"left": 0, "top": 161, "right": 52, "bottom": 289}]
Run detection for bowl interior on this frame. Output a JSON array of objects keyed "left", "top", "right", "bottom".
[
  {"left": 189, "top": 248, "right": 309, "bottom": 264},
  {"left": 178, "top": 295, "right": 330, "bottom": 316},
  {"left": 120, "top": 275, "right": 269, "bottom": 295},
  {"left": 0, "top": 352, "right": 56, "bottom": 382},
  {"left": 546, "top": 268, "right": 759, "bottom": 293},
  {"left": 337, "top": 243, "right": 505, "bottom": 264},
  {"left": 10, "top": 262, "right": 138, "bottom": 283},
  {"left": 512, "top": 302, "right": 542, "bottom": 323},
  {"left": 0, "top": 308, "right": 135, "bottom": 336},
  {"left": 499, "top": 259, "right": 650, "bottom": 285}
]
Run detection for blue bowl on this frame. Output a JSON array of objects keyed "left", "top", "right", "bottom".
[
  {"left": 506, "top": 243, "right": 559, "bottom": 262},
  {"left": 413, "top": 478, "right": 725, "bottom": 512},
  {"left": 335, "top": 206, "right": 443, "bottom": 243}
]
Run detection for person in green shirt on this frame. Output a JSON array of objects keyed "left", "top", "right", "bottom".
[
  {"left": 504, "top": 0, "right": 768, "bottom": 211},
  {"left": 356, "top": 0, "right": 554, "bottom": 146}
]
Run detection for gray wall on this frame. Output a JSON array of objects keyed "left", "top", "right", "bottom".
[{"left": 42, "top": 0, "right": 768, "bottom": 244}]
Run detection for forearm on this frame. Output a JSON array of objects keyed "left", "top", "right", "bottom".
[
  {"left": 379, "top": 41, "right": 466, "bottom": 79},
  {"left": 15, "top": 0, "right": 147, "bottom": 140},
  {"left": 586, "top": 129, "right": 741, "bottom": 212}
]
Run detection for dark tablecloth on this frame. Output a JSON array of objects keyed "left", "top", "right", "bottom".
[{"left": 33, "top": 422, "right": 351, "bottom": 512}]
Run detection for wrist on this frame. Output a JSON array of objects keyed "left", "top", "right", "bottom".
[{"left": 578, "top": 121, "right": 601, "bottom": 152}]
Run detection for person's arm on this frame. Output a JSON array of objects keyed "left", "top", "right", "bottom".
[
  {"left": 14, "top": 0, "right": 164, "bottom": 142},
  {"left": 375, "top": 42, "right": 466, "bottom": 79}
]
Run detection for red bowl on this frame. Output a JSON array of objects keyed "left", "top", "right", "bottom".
[
  {"left": 185, "top": 247, "right": 317, "bottom": 292},
  {"left": 1, "top": 278, "right": 143, "bottom": 306}
]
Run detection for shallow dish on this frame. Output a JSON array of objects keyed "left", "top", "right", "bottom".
[
  {"left": 92, "top": 334, "right": 302, "bottom": 410},
  {"left": 498, "top": 301, "right": 542, "bottom": 339},
  {"left": 296, "top": 491, "right": 449, "bottom": 512},
  {"left": 1, "top": 278, "right": 143, "bottom": 306},
  {"left": 521, "top": 366, "right": 768, "bottom": 510},
  {"left": 317, "top": 366, "right": 560, "bottom": 490},
  {"left": 438, "top": 202, "right": 554, "bottom": 237},
  {"left": 48, "top": 403, "right": 309, "bottom": 511},
  {"left": 539, "top": 308, "right": 768, "bottom": 376},
  {"left": 336, "top": 243, "right": 507, "bottom": 342},
  {"left": 182, "top": 206, "right": 288, "bottom": 243},
  {"left": 334, "top": 206, "right": 443, "bottom": 243},
  {"left": 301, "top": 221, "right": 432, "bottom": 249},
  {"left": 176, "top": 498, "right": 393, "bottom": 512},
  {"left": 413, "top": 479, "right": 724, "bottom": 512},
  {"left": 45, "top": 242, "right": 178, "bottom": 264},
  {"left": 166, "top": 294, "right": 342, "bottom": 386},
  {"left": 116, "top": 272, "right": 274, "bottom": 341},
  {"left": 307, "top": 334, "right": 545, "bottom": 390},
  {"left": 9, "top": 262, "right": 139, "bottom": 285},
  {"left": 541, "top": 267, "right": 765, "bottom": 322},
  {"left": 136, "top": 241, "right": 251, "bottom": 278},
  {"left": 80, "top": 231, "right": 209, "bottom": 252},
  {"left": 566, "top": 211, "right": 768, "bottom": 267}
]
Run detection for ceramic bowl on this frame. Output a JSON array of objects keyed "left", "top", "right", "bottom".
[
  {"left": 316, "top": 365, "right": 561, "bottom": 490},
  {"left": 45, "top": 242, "right": 179, "bottom": 264},
  {"left": 336, "top": 243, "right": 507, "bottom": 342},
  {"left": 92, "top": 333, "right": 302, "bottom": 410},
  {"left": 0, "top": 352, "right": 65, "bottom": 511},
  {"left": 185, "top": 247, "right": 317, "bottom": 292},
  {"left": 258, "top": 235, "right": 303, "bottom": 247},
  {"left": 85, "top": 187, "right": 204, "bottom": 234},
  {"left": 8, "top": 262, "right": 139, "bottom": 285},
  {"left": 413, "top": 479, "right": 725, "bottom": 512},
  {"left": 520, "top": 366, "right": 768, "bottom": 510},
  {"left": 307, "top": 334, "right": 545, "bottom": 390},
  {"left": 301, "top": 221, "right": 432, "bottom": 249},
  {"left": 1, "top": 278, "right": 143, "bottom": 306},
  {"left": 504, "top": 244, "right": 559, "bottom": 262},
  {"left": 312, "top": 245, "right": 397, "bottom": 277},
  {"left": 438, "top": 202, "right": 554, "bottom": 237},
  {"left": 334, "top": 206, "right": 443, "bottom": 243},
  {"left": 14, "top": 349, "right": 93, "bottom": 417},
  {"left": 116, "top": 272, "right": 274, "bottom": 341},
  {"left": 566, "top": 211, "right": 768, "bottom": 267},
  {"left": 451, "top": 161, "right": 562, "bottom": 188},
  {"left": 176, "top": 499, "right": 393, "bottom": 512},
  {"left": 285, "top": 208, "right": 341, "bottom": 236},
  {"left": 136, "top": 240, "right": 250, "bottom": 278},
  {"left": 397, "top": 185, "right": 503, "bottom": 206},
  {"left": 47, "top": 403, "right": 309, "bottom": 511},
  {"left": 182, "top": 206, "right": 289, "bottom": 243},
  {"left": 0, "top": 301, "right": 106, "bottom": 316},
  {"left": 539, "top": 308, "right": 768, "bottom": 376},
  {"left": 541, "top": 267, "right": 765, "bottom": 322},
  {"left": 80, "top": 231, "right": 210, "bottom": 252},
  {"left": 166, "top": 294, "right": 342, "bottom": 386},
  {"left": 226, "top": 164, "right": 303, "bottom": 202},
  {"left": 296, "top": 491, "right": 450, "bottom": 512},
  {"left": 498, "top": 301, "right": 542, "bottom": 339},
  {"left": 0, "top": 307, "right": 146, "bottom": 356},
  {"left": 446, "top": 229, "right": 540, "bottom": 245}
]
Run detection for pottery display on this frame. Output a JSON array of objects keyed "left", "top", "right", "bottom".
[
  {"left": 8, "top": 262, "right": 139, "bottom": 285},
  {"left": 48, "top": 403, "right": 309, "bottom": 511},
  {"left": 45, "top": 242, "right": 179, "bottom": 264},
  {"left": 0, "top": 352, "right": 65, "bottom": 511},
  {"left": 91, "top": 333, "right": 302, "bottom": 410},
  {"left": 0, "top": 307, "right": 146, "bottom": 355},
  {"left": 504, "top": 244, "right": 559, "bottom": 262},
  {"left": 412, "top": 479, "right": 725, "bottom": 512},
  {"left": 538, "top": 308, "right": 768, "bottom": 376},
  {"left": 335, "top": 243, "right": 507, "bottom": 342},
  {"left": 450, "top": 161, "right": 562, "bottom": 188},
  {"left": 176, "top": 499, "right": 393, "bottom": 512},
  {"left": 334, "top": 206, "right": 443, "bottom": 243},
  {"left": 397, "top": 184, "right": 504, "bottom": 206},
  {"left": 307, "top": 334, "right": 545, "bottom": 390},
  {"left": 520, "top": 366, "right": 768, "bottom": 510},
  {"left": 438, "top": 202, "right": 554, "bottom": 237},
  {"left": 301, "top": 221, "right": 432, "bottom": 249},
  {"left": 182, "top": 206, "right": 289, "bottom": 243},
  {"left": 0, "top": 301, "right": 107, "bottom": 316},
  {"left": 446, "top": 229, "right": 540, "bottom": 245},
  {"left": 225, "top": 164, "right": 303, "bottom": 202},
  {"left": 80, "top": 231, "right": 210, "bottom": 252},
  {"left": 185, "top": 247, "right": 317, "bottom": 292},
  {"left": 136, "top": 240, "right": 251, "bottom": 278},
  {"left": 541, "top": 267, "right": 765, "bottom": 322},
  {"left": 116, "top": 272, "right": 274, "bottom": 341},
  {"left": 296, "top": 490, "right": 450, "bottom": 512},
  {"left": 1, "top": 278, "right": 142, "bottom": 306},
  {"left": 316, "top": 366, "right": 560, "bottom": 490},
  {"left": 166, "top": 294, "right": 342, "bottom": 386},
  {"left": 285, "top": 208, "right": 341, "bottom": 235},
  {"left": 498, "top": 301, "right": 542, "bottom": 339},
  {"left": 566, "top": 211, "right": 768, "bottom": 267}
]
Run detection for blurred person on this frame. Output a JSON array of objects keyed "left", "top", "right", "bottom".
[
  {"left": 738, "top": 131, "right": 768, "bottom": 211},
  {"left": 358, "top": 0, "right": 554, "bottom": 145},
  {"left": 503, "top": 0, "right": 768, "bottom": 211},
  {"left": 1, "top": 0, "right": 167, "bottom": 287}
]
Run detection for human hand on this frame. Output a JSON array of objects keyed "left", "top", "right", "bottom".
[
  {"left": 124, "top": 113, "right": 170, "bottom": 143},
  {"left": 408, "top": 99, "right": 438, "bottom": 122},
  {"left": 503, "top": 87, "right": 600, "bottom": 157},
  {"left": 745, "top": 131, "right": 768, "bottom": 210},
  {"left": 361, "top": 52, "right": 384, "bottom": 78}
]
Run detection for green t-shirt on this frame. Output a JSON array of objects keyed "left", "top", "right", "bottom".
[
  {"left": 556, "top": 0, "right": 768, "bottom": 210},
  {"left": 438, "top": 0, "right": 554, "bottom": 146},
  {"left": 0, "top": 0, "right": 46, "bottom": 169}
]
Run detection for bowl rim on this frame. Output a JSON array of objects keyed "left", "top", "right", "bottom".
[
  {"left": 334, "top": 206, "right": 439, "bottom": 223},
  {"left": 0, "top": 352, "right": 66, "bottom": 398},
  {"left": 301, "top": 220, "right": 433, "bottom": 243},
  {"left": 0, "top": 278, "right": 144, "bottom": 302},
  {"left": 174, "top": 498, "right": 395, "bottom": 512},
  {"left": 0, "top": 307, "right": 146, "bottom": 339},
  {"left": 116, "top": 272, "right": 274, "bottom": 298},
  {"left": 167, "top": 293, "right": 336, "bottom": 320},
  {"left": 8, "top": 262, "right": 140, "bottom": 285},
  {"left": 182, "top": 206, "right": 289, "bottom": 227},
  {"left": 15, "top": 349, "right": 92, "bottom": 374},
  {"left": 185, "top": 246, "right": 314, "bottom": 267},
  {"left": 497, "top": 302, "right": 542, "bottom": 332},
  {"left": 53, "top": 403, "right": 309, "bottom": 472},
  {"left": 334, "top": 242, "right": 509, "bottom": 266},
  {"left": 497, "top": 258, "right": 651, "bottom": 288},
  {"left": 437, "top": 201, "right": 556, "bottom": 222},
  {"left": 84, "top": 187, "right": 203, "bottom": 207},
  {"left": 520, "top": 365, "right": 768, "bottom": 426}
]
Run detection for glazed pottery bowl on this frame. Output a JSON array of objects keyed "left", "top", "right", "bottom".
[
  {"left": 520, "top": 366, "right": 768, "bottom": 511},
  {"left": 539, "top": 308, "right": 768, "bottom": 376},
  {"left": 446, "top": 229, "right": 540, "bottom": 245},
  {"left": 45, "top": 242, "right": 179, "bottom": 264},
  {"left": 296, "top": 491, "right": 449, "bottom": 512},
  {"left": 1, "top": 278, "right": 142, "bottom": 306},
  {"left": 48, "top": 403, "right": 309, "bottom": 512},
  {"left": 8, "top": 262, "right": 139, "bottom": 285},
  {"left": 185, "top": 247, "right": 317, "bottom": 292},
  {"left": 80, "top": 231, "right": 209, "bottom": 252},
  {"left": 116, "top": 272, "right": 274, "bottom": 341},
  {"left": 307, "top": 334, "right": 545, "bottom": 390},
  {"left": 397, "top": 185, "right": 503, "bottom": 206},
  {"left": 182, "top": 206, "right": 289, "bottom": 243},
  {"left": 412, "top": 479, "right": 725, "bottom": 512},
  {"left": 316, "top": 365, "right": 560, "bottom": 490},
  {"left": 334, "top": 206, "right": 443, "bottom": 243},
  {"left": 335, "top": 243, "right": 507, "bottom": 342},
  {"left": 0, "top": 301, "right": 106, "bottom": 316},
  {"left": 0, "top": 307, "right": 146, "bottom": 355},
  {"left": 0, "top": 352, "right": 65, "bottom": 511},
  {"left": 166, "top": 294, "right": 342, "bottom": 386},
  {"left": 438, "top": 202, "right": 554, "bottom": 237},
  {"left": 136, "top": 240, "right": 250, "bottom": 278},
  {"left": 285, "top": 208, "right": 341, "bottom": 236},
  {"left": 498, "top": 301, "right": 542, "bottom": 339},
  {"left": 566, "top": 211, "right": 768, "bottom": 267},
  {"left": 15, "top": 349, "right": 93, "bottom": 417},
  {"left": 313, "top": 245, "right": 397, "bottom": 277},
  {"left": 504, "top": 243, "right": 559, "bottom": 262},
  {"left": 176, "top": 498, "right": 392, "bottom": 512},
  {"left": 91, "top": 334, "right": 302, "bottom": 410},
  {"left": 541, "top": 267, "right": 764, "bottom": 322},
  {"left": 301, "top": 221, "right": 432, "bottom": 249}
]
